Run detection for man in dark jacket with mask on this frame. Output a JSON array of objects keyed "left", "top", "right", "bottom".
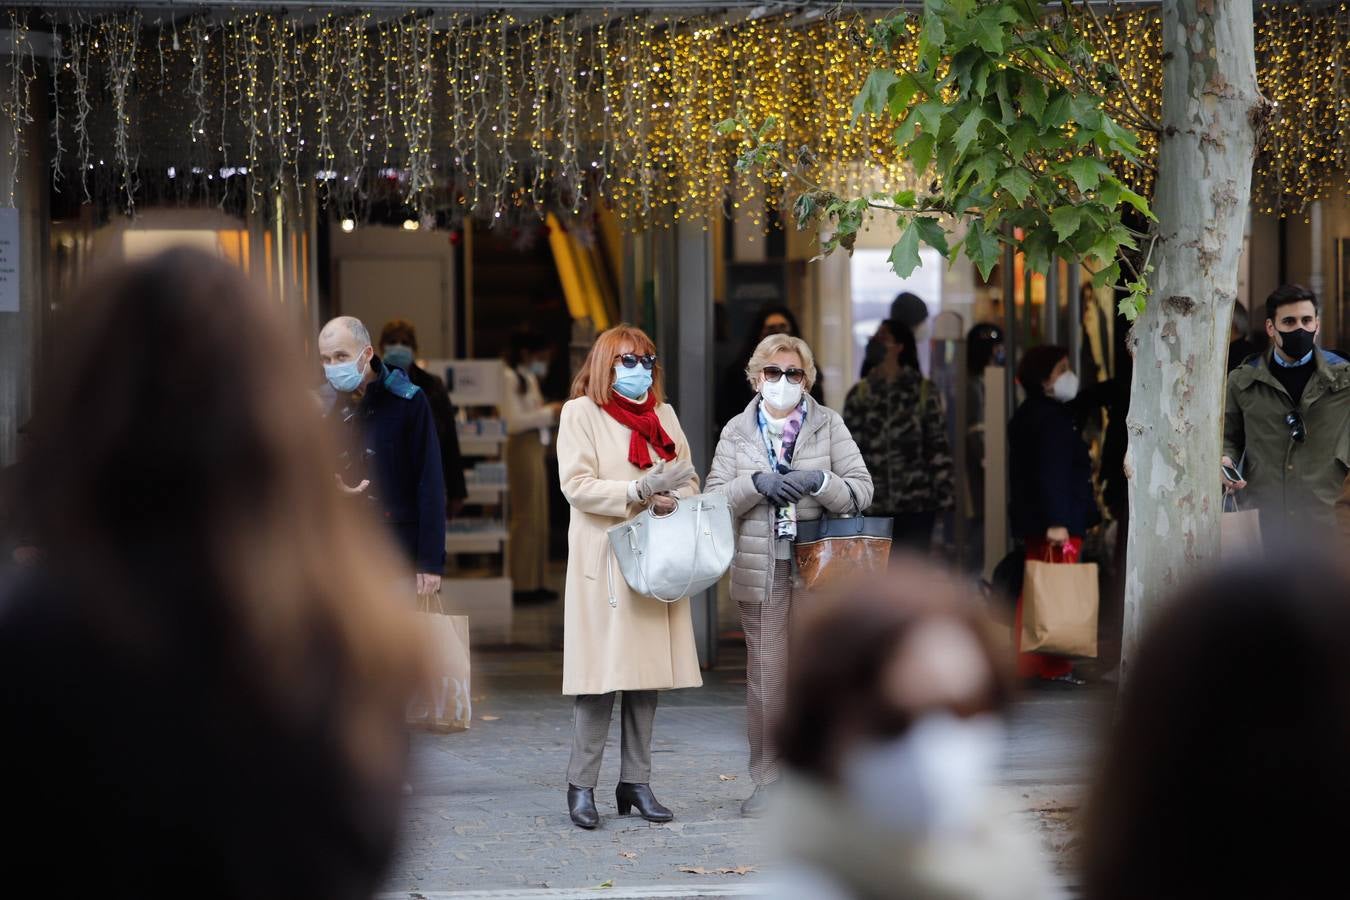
[
  {"left": 318, "top": 316, "right": 446, "bottom": 594},
  {"left": 1223, "top": 285, "right": 1350, "bottom": 539}
]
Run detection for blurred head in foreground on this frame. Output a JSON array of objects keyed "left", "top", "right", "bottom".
[
  {"left": 1082, "top": 552, "right": 1350, "bottom": 900},
  {"left": 773, "top": 560, "right": 1056, "bottom": 899},
  {"left": 0, "top": 248, "right": 423, "bottom": 898}
]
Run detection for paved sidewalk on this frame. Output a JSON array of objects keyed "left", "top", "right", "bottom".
[{"left": 382, "top": 636, "right": 1109, "bottom": 898}]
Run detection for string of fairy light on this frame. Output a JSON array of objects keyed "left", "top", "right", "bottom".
[{"left": 6, "top": 3, "right": 1346, "bottom": 227}]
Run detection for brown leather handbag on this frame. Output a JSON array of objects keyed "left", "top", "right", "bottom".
[{"left": 793, "top": 483, "right": 893, "bottom": 592}]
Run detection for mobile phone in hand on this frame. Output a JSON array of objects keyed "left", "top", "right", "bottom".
[{"left": 1221, "top": 462, "right": 1243, "bottom": 483}]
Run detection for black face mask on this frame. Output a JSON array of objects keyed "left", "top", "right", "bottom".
[{"left": 1277, "top": 327, "right": 1316, "bottom": 360}]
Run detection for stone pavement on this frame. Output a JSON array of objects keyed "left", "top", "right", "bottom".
[{"left": 380, "top": 623, "right": 1110, "bottom": 899}]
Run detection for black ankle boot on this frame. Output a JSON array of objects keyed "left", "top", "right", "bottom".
[
  {"left": 568, "top": 784, "right": 599, "bottom": 829},
  {"left": 615, "top": 782, "right": 673, "bottom": 823}
]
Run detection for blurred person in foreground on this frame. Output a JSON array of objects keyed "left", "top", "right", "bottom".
[
  {"left": 319, "top": 315, "right": 446, "bottom": 596},
  {"left": 771, "top": 563, "right": 1059, "bottom": 900},
  {"left": 1081, "top": 552, "right": 1350, "bottom": 900},
  {"left": 0, "top": 248, "right": 424, "bottom": 898},
  {"left": 378, "top": 318, "right": 468, "bottom": 519},
  {"left": 706, "top": 333, "right": 874, "bottom": 817}
]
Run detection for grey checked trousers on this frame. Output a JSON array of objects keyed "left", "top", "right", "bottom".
[
  {"left": 738, "top": 564, "right": 794, "bottom": 786},
  {"left": 566, "top": 690, "right": 658, "bottom": 788}
]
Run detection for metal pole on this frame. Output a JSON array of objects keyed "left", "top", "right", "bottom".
[
  {"left": 1045, "top": 259, "right": 1060, "bottom": 344},
  {"left": 1002, "top": 238, "right": 1017, "bottom": 435},
  {"left": 1068, "top": 262, "right": 1083, "bottom": 376}
]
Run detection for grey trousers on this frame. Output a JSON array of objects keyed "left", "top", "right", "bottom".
[
  {"left": 738, "top": 564, "right": 794, "bottom": 785},
  {"left": 566, "top": 690, "right": 658, "bottom": 789}
]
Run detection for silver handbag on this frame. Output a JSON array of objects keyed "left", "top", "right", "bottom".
[{"left": 605, "top": 493, "right": 734, "bottom": 606}]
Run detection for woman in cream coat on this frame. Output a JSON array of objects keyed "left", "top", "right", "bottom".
[
  {"left": 556, "top": 324, "right": 703, "bottom": 830},
  {"left": 705, "top": 333, "right": 873, "bottom": 818}
]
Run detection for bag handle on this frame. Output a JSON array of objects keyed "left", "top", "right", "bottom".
[{"left": 1043, "top": 541, "right": 1077, "bottom": 564}]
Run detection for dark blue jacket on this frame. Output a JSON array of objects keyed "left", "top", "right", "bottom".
[
  {"left": 1009, "top": 392, "right": 1101, "bottom": 539},
  {"left": 324, "top": 359, "right": 446, "bottom": 573}
]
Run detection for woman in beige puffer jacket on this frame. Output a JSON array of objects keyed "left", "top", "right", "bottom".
[{"left": 705, "top": 333, "right": 873, "bottom": 817}]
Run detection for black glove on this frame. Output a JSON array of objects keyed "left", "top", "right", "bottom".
[
  {"left": 783, "top": 469, "right": 826, "bottom": 496},
  {"left": 753, "top": 470, "right": 804, "bottom": 507}
]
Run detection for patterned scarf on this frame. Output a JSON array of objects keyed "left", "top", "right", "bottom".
[
  {"left": 758, "top": 399, "right": 807, "bottom": 540},
  {"left": 602, "top": 390, "right": 677, "bottom": 469}
]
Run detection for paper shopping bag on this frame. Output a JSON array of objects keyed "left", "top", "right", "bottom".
[
  {"left": 1021, "top": 558, "right": 1099, "bottom": 658},
  {"left": 407, "top": 592, "right": 472, "bottom": 733},
  {"left": 1220, "top": 494, "right": 1263, "bottom": 561}
]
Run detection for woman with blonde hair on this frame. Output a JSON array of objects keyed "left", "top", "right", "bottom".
[
  {"left": 556, "top": 324, "right": 702, "bottom": 829},
  {"left": 705, "top": 332, "right": 873, "bottom": 817}
]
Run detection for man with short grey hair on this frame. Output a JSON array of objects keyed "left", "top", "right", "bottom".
[{"left": 318, "top": 316, "right": 446, "bottom": 594}]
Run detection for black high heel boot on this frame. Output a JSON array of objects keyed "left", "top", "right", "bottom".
[
  {"left": 568, "top": 785, "right": 599, "bottom": 829},
  {"left": 615, "top": 782, "right": 674, "bottom": 823}
]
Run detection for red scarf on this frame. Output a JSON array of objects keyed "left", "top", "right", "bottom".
[{"left": 602, "top": 391, "right": 677, "bottom": 469}]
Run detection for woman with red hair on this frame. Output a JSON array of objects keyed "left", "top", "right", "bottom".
[{"left": 556, "top": 324, "right": 703, "bottom": 830}]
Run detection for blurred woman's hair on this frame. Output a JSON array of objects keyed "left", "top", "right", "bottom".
[
  {"left": 880, "top": 319, "right": 921, "bottom": 373},
  {"left": 1015, "top": 344, "right": 1069, "bottom": 395},
  {"left": 745, "top": 333, "right": 819, "bottom": 392},
  {"left": 0, "top": 248, "right": 424, "bottom": 897},
  {"left": 1081, "top": 554, "right": 1350, "bottom": 900},
  {"left": 966, "top": 322, "right": 1004, "bottom": 375},
  {"left": 570, "top": 323, "right": 664, "bottom": 406},
  {"left": 778, "top": 562, "right": 1013, "bottom": 782}
]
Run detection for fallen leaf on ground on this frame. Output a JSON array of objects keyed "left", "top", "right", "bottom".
[
  {"left": 480, "top": 715, "right": 500, "bottom": 721},
  {"left": 718, "top": 774, "right": 737, "bottom": 782},
  {"left": 619, "top": 851, "right": 638, "bottom": 860},
  {"left": 718, "top": 866, "right": 758, "bottom": 876},
  {"left": 598, "top": 879, "right": 614, "bottom": 888},
  {"left": 678, "top": 867, "right": 709, "bottom": 876}
]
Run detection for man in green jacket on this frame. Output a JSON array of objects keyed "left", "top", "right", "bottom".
[{"left": 1223, "top": 285, "right": 1350, "bottom": 539}]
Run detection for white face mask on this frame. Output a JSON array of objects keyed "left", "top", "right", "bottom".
[
  {"left": 760, "top": 376, "right": 804, "bottom": 411},
  {"left": 1051, "top": 371, "right": 1080, "bottom": 403},
  {"left": 841, "top": 712, "right": 1005, "bottom": 838}
]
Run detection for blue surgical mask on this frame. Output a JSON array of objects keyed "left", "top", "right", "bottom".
[
  {"left": 324, "top": 350, "right": 369, "bottom": 393},
  {"left": 383, "top": 344, "right": 414, "bottom": 370},
  {"left": 613, "top": 365, "right": 652, "bottom": 400},
  {"left": 528, "top": 360, "right": 549, "bottom": 378}
]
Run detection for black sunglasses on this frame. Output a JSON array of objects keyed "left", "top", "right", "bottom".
[
  {"left": 762, "top": 365, "right": 807, "bottom": 385},
  {"left": 615, "top": 353, "right": 657, "bottom": 370},
  {"left": 1285, "top": 409, "right": 1307, "bottom": 443}
]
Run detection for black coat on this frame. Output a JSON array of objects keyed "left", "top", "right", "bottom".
[
  {"left": 1009, "top": 392, "right": 1101, "bottom": 539},
  {"left": 401, "top": 362, "right": 468, "bottom": 509},
  {"left": 325, "top": 359, "right": 446, "bottom": 573}
]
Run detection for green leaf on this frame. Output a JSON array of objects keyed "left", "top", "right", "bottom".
[
  {"left": 913, "top": 216, "right": 950, "bottom": 256},
  {"left": 997, "top": 167, "right": 1035, "bottom": 205},
  {"left": 912, "top": 100, "right": 946, "bottom": 140},
  {"left": 1022, "top": 225, "right": 1055, "bottom": 274},
  {"left": 1016, "top": 73, "right": 1047, "bottom": 121},
  {"left": 793, "top": 193, "right": 818, "bottom": 226},
  {"left": 967, "top": 4, "right": 1015, "bottom": 54},
  {"left": 1118, "top": 290, "right": 1147, "bottom": 322},
  {"left": 757, "top": 115, "right": 780, "bottom": 140},
  {"left": 892, "top": 112, "right": 920, "bottom": 148},
  {"left": 888, "top": 73, "right": 921, "bottom": 117},
  {"left": 715, "top": 118, "right": 738, "bottom": 136},
  {"left": 1043, "top": 89, "right": 1073, "bottom": 127},
  {"left": 1093, "top": 261, "right": 1122, "bottom": 288},
  {"left": 994, "top": 71, "right": 1016, "bottom": 125},
  {"left": 1114, "top": 184, "right": 1156, "bottom": 220},
  {"left": 963, "top": 151, "right": 1001, "bottom": 190},
  {"left": 908, "top": 132, "right": 936, "bottom": 175},
  {"left": 918, "top": 13, "right": 947, "bottom": 69},
  {"left": 1049, "top": 206, "right": 1085, "bottom": 243},
  {"left": 1061, "top": 157, "right": 1112, "bottom": 194},
  {"left": 964, "top": 220, "right": 1002, "bottom": 281},
  {"left": 889, "top": 220, "right": 923, "bottom": 278},
  {"left": 853, "top": 70, "right": 900, "bottom": 122},
  {"left": 950, "top": 48, "right": 982, "bottom": 97},
  {"left": 1007, "top": 120, "right": 1038, "bottom": 159},
  {"left": 893, "top": 189, "right": 918, "bottom": 208},
  {"left": 952, "top": 106, "right": 987, "bottom": 158}
]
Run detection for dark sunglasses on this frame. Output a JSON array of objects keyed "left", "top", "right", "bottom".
[
  {"left": 762, "top": 365, "right": 807, "bottom": 385},
  {"left": 1285, "top": 409, "right": 1307, "bottom": 443},
  {"left": 615, "top": 353, "right": 657, "bottom": 370}
]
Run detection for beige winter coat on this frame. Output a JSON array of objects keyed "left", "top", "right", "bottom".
[
  {"left": 556, "top": 395, "right": 704, "bottom": 696},
  {"left": 705, "top": 395, "right": 874, "bottom": 605}
]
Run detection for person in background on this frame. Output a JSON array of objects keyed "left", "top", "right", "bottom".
[
  {"left": 0, "top": 248, "right": 423, "bottom": 897},
  {"left": 1008, "top": 345, "right": 1099, "bottom": 686},
  {"left": 772, "top": 565, "right": 1058, "bottom": 900},
  {"left": 964, "top": 324, "right": 1005, "bottom": 568},
  {"left": 319, "top": 316, "right": 446, "bottom": 596},
  {"left": 706, "top": 333, "right": 873, "bottom": 818},
  {"left": 1226, "top": 301, "right": 1259, "bottom": 373},
  {"left": 717, "top": 305, "right": 825, "bottom": 430},
  {"left": 861, "top": 292, "right": 930, "bottom": 379},
  {"left": 1081, "top": 553, "right": 1350, "bottom": 900},
  {"left": 556, "top": 325, "right": 702, "bottom": 830},
  {"left": 1222, "top": 285, "right": 1350, "bottom": 538},
  {"left": 379, "top": 319, "right": 468, "bottom": 519},
  {"left": 844, "top": 319, "right": 954, "bottom": 555},
  {"left": 502, "top": 330, "right": 564, "bottom": 603}
]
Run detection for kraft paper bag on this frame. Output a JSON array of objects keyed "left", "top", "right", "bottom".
[
  {"left": 1021, "top": 558, "right": 1099, "bottom": 658},
  {"left": 407, "top": 592, "right": 472, "bottom": 733},
  {"left": 1220, "top": 494, "right": 1263, "bottom": 561}
]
